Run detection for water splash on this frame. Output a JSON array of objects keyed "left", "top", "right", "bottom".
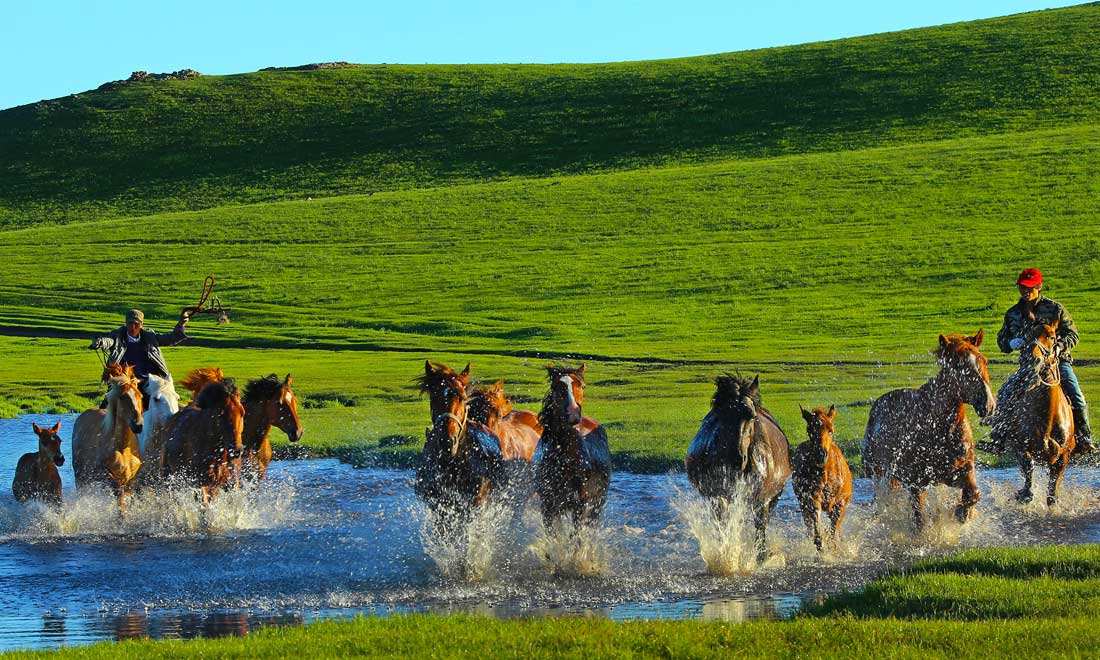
[
  {"left": 670, "top": 481, "right": 786, "bottom": 575},
  {"left": 528, "top": 517, "right": 611, "bottom": 577},
  {"left": 419, "top": 498, "right": 524, "bottom": 582},
  {"left": 0, "top": 477, "right": 304, "bottom": 541}
]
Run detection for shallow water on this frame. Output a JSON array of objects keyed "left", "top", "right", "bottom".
[{"left": 1, "top": 414, "right": 1099, "bottom": 650}]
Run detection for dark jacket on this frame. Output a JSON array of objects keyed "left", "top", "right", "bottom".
[
  {"left": 93, "top": 323, "right": 188, "bottom": 380},
  {"left": 996, "top": 296, "right": 1079, "bottom": 362}
]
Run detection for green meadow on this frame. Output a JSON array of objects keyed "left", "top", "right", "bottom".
[
  {"left": 11, "top": 545, "right": 1100, "bottom": 657},
  {"left": 0, "top": 5, "right": 1098, "bottom": 468}
]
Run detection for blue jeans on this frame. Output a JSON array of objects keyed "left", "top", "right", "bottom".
[{"left": 1060, "top": 361, "right": 1089, "bottom": 425}]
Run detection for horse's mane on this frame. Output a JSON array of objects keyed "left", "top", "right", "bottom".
[
  {"left": 182, "top": 367, "right": 225, "bottom": 398},
  {"left": 469, "top": 381, "right": 511, "bottom": 423},
  {"left": 713, "top": 374, "right": 761, "bottom": 410},
  {"left": 244, "top": 374, "right": 283, "bottom": 403},
  {"left": 196, "top": 379, "right": 239, "bottom": 409}
]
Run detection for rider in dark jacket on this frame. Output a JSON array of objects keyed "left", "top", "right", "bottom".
[
  {"left": 991, "top": 268, "right": 1092, "bottom": 454},
  {"left": 90, "top": 309, "right": 189, "bottom": 401}
]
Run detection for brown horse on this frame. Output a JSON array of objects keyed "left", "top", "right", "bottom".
[
  {"left": 686, "top": 375, "right": 792, "bottom": 559},
  {"left": 160, "top": 378, "right": 246, "bottom": 503},
  {"left": 12, "top": 421, "right": 65, "bottom": 507},
  {"left": 534, "top": 364, "right": 611, "bottom": 530},
  {"left": 467, "top": 380, "right": 542, "bottom": 461},
  {"left": 72, "top": 364, "right": 145, "bottom": 511},
  {"left": 1000, "top": 322, "right": 1076, "bottom": 506},
  {"left": 414, "top": 361, "right": 489, "bottom": 527},
  {"left": 792, "top": 405, "right": 852, "bottom": 552},
  {"left": 240, "top": 374, "right": 305, "bottom": 481},
  {"left": 863, "top": 331, "right": 995, "bottom": 531},
  {"left": 180, "top": 367, "right": 225, "bottom": 405}
]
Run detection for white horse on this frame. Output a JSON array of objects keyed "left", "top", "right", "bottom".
[{"left": 140, "top": 375, "right": 181, "bottom": 454}]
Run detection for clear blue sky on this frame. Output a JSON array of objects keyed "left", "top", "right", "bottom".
[{"left": 2, "top": 1, "right": 1081, "bottom": 110}]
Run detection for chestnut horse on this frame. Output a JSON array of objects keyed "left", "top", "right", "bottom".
[
  {"left": 792, "top": 405, "right": 852, "bottom": 552},
  {"left": 13, "top": 421, "right": 65, "bottom": 507},
  {"left": 686, "top": 375, "right": 792, "bottom": 559},
  {"left": 159, "top": 377, "right": 246, "bottom": 503},
  {"left": 240, "top": 374, "right": 305, "bottom": 481},
  {"left": 72, "top": 364, "right": 145, "bottom": 511},
  {"left": 467, "top": 380, "right": 542, "bottom": 461},
  {"left": 414, "top": 361, "right": 490, "bottom": 527},
  {"left": 863, "top": 331, "right": 995, "bottom": 531},
  {"left": 1000, "top": 322, "right": 1076, "bottom": 506},
  {"left": 534, "top": 364, "right": 611, "bottom": 530}
]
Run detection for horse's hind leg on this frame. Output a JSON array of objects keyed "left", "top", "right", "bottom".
[
  {"left": 1047, "top": 456, "right": 1068, "bottom": 508},
  {"left": 798, "top": 497, "right": 822, "bottom": 552},
  {"left": 827, "top": 502, "right": 847, "bottom": 550},
  {"left": 754, "top": 495, "right": 781, "bottom": 561},
  {"left": 1016, "top": 452, "right": 1035, "bottom": 504}
]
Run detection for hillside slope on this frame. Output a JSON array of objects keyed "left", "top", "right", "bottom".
[{"left": 2, "top": 3, "right": 1099, "bottom": 226}]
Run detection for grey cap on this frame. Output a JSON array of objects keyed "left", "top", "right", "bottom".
[{"left": 126, "top": 309, "right": 144, "bottom": 324}]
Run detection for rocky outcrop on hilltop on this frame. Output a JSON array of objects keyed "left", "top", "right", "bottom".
[
  {"left": 97, "top": 69, "right": 202, "bottom": 91},
  {"left": 260, "top": 62, "right": 354, "bottom": 72}
]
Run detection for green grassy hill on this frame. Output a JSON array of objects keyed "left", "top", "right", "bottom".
[{"left": 2, "top": 3, "right": 1099, "bottom": 227}]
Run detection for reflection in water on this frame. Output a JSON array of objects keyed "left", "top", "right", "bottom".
[{"left": 0, "top": 414, "right": 1099, "bottom": 651}]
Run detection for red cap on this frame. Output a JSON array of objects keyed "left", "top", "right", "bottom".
[{"left": 1016, "top": 268, "right": 1043, "bottom": 288}]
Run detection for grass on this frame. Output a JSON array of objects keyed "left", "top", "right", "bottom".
[
  {"left": 11, "top": 545, "right": 1100, "bottom": 658},
  {"left": 2, "top": 4, "right": 1100, "bottom": 226}
]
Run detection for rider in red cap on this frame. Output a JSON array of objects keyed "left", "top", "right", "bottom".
[{"left": 989, "top": 268, "right": 1092, "bottom": 454}]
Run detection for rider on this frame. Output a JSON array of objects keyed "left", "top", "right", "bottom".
[
  {"left": 90, "top": 309, "right": 190, "bottom": 406},
  {"left": 989, "top": 268, "right": 1092, "bottom": 454}
]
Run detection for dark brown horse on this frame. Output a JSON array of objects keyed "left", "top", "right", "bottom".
[
  {"left": 467, "top": 380, "right": 542, "bottom": 462},
  {"left": 1000, "top": 322, "right": 1076, "bottom": 506},
  {"left": 159, "top": 377, "right": 246, "bottom": 503},
  {"left": 686, "top": 375, "right": 792, "bottom": 559},
  {"left": 534, "top": 364, "right": 611, "bottom": 530},
  {"left": 414, "top": 361, "right": 490, "bottom": 527},
  {"left": 13, "top": 421, "right": 65, "bottom": 507},
  {"left": 240, "top": 374, "right": 304, "bottom": 481},
  {"left": 863, "top": 331, "right": 995, "bottom": 531},
  {"left": 792, "top": 405, "right": 852, "bottom": 552}
]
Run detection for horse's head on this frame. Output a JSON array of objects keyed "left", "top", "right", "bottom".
[
  {"left": 468, "top": 380, "right": 511, "bottom": 427},
  {"left": 144, "top": 375, "right": 181, "bottom": 416},
  {"left": 712, "top": 374, "right": 760, "bottom": 469},
  {"left": 31, "top": 421, "right": 64, "bottom": 467},
  {"left": 418, "top": 361, "right": 470, "bottom": 455},
  {"left": 106, "top": 365, "right": 145, "bottom": 435},
  {"left": 245, "top": 373, "right": 305, "bottom": 442},
  {"left": 181, "top": 367, "right": 226, "bottom": 404},
  {"left": 800, "top": 404, "right": 837, "bottom": 446},
  {"left": 196, "top": 379, "right": 246, "bottom": 460},
  {"left": 541, "top": 364, "right": 586, "bottom": 429},
  {"left": 937, "top": 330, "right": 996, "bottom": 418}
]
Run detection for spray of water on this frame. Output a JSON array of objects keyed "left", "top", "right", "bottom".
[
  {"left": 0, "top": 477, "right": 303, "bottom": 542},
  {"left": 419, "top": 498, "right": 521, "bottom": 582},
  {"left": 527, "top": 517, "right": 611, "bottom": 577}
]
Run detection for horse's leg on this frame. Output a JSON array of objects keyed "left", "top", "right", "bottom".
[
  {"left": 1047, "top": 455, "right": 1068, "bottom": 508},
  {"left": 754, "top": 495, "right": 781, "bottom": 561},
  {"left": 798, "top": 497, "right": 821, "bottom": 552},
  {"left": 909, "top": 487, "right": 927, "bottom": 533},
  {"left": 955, "top": 468, "right": 980, "bottom": 523},
  {"left": 827, "top": 502, "right": 847, "bottom": 550},
  {"left": 1016, "top": 452, "right": 1035, "bottom": 504}
]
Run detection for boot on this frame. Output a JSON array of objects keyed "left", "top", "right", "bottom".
[{"left": 1073, "top": 410, "right": 1094, "bottom": 455}]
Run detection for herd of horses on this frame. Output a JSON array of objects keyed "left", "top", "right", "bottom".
[
  {"left": 11, "top": 366, "right": 304, "bottom": 511},
  {"left": 413, "top": 326, "right": 1080, "bottom": 557},
  {"left": 9, "top": 324, "right": 1080, "bottom": 559}
]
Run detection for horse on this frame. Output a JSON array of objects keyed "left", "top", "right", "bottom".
[
  {"left": 138, "top": 374, "right": 180, "bottom": 457},
  {"left": 862, "top": 330, "right": 995, "bottom": 532},
  {"left": 791, "top": 405, "right": 852, "bottom": 552},
  {"left": 160, "top": 378, "right": 246, "bottom": 503},
  {"left": 534, "top": 364, "right": 611, "bottom": 530},
  {"left": 12, "top": 421, "right": 65, "bottom": 507},
  {"left": 999, "top": 322, "right": 1076, "bottom": 506},
  {"left": 240, "top": 374, "right": 304, "bottom": 481},
  {"left": 414, "top": 361, "right": 490, "bottom": 528},
  {"left": 467, "top": 380, "right": 542, "bottom": 461},
  {"left": 180, "top": 367, "right": 225, "bottom": 404},
  {"left": 72, "top": 364, "right": 145, "bottom": 511},
  {"left": 686, "top": 374, "right": 792, "bottom": 559}
]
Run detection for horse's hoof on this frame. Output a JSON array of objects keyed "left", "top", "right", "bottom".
[
  {"left": 953, "top": 506, "right": 973, "bottom": 524},
  {"left": 1015, "top": 490, "right": 1033, "bottom": 504},
  {"left": 1046, "top": 497, "right": 1057, "bottom": 508}
]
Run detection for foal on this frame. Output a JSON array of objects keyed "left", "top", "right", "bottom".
[
  {"left": 792, "top": 406, "right": 852, "bottom": 552},
  {"left": 13, "top": 422, "right": 65, "bottom": 507}
]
